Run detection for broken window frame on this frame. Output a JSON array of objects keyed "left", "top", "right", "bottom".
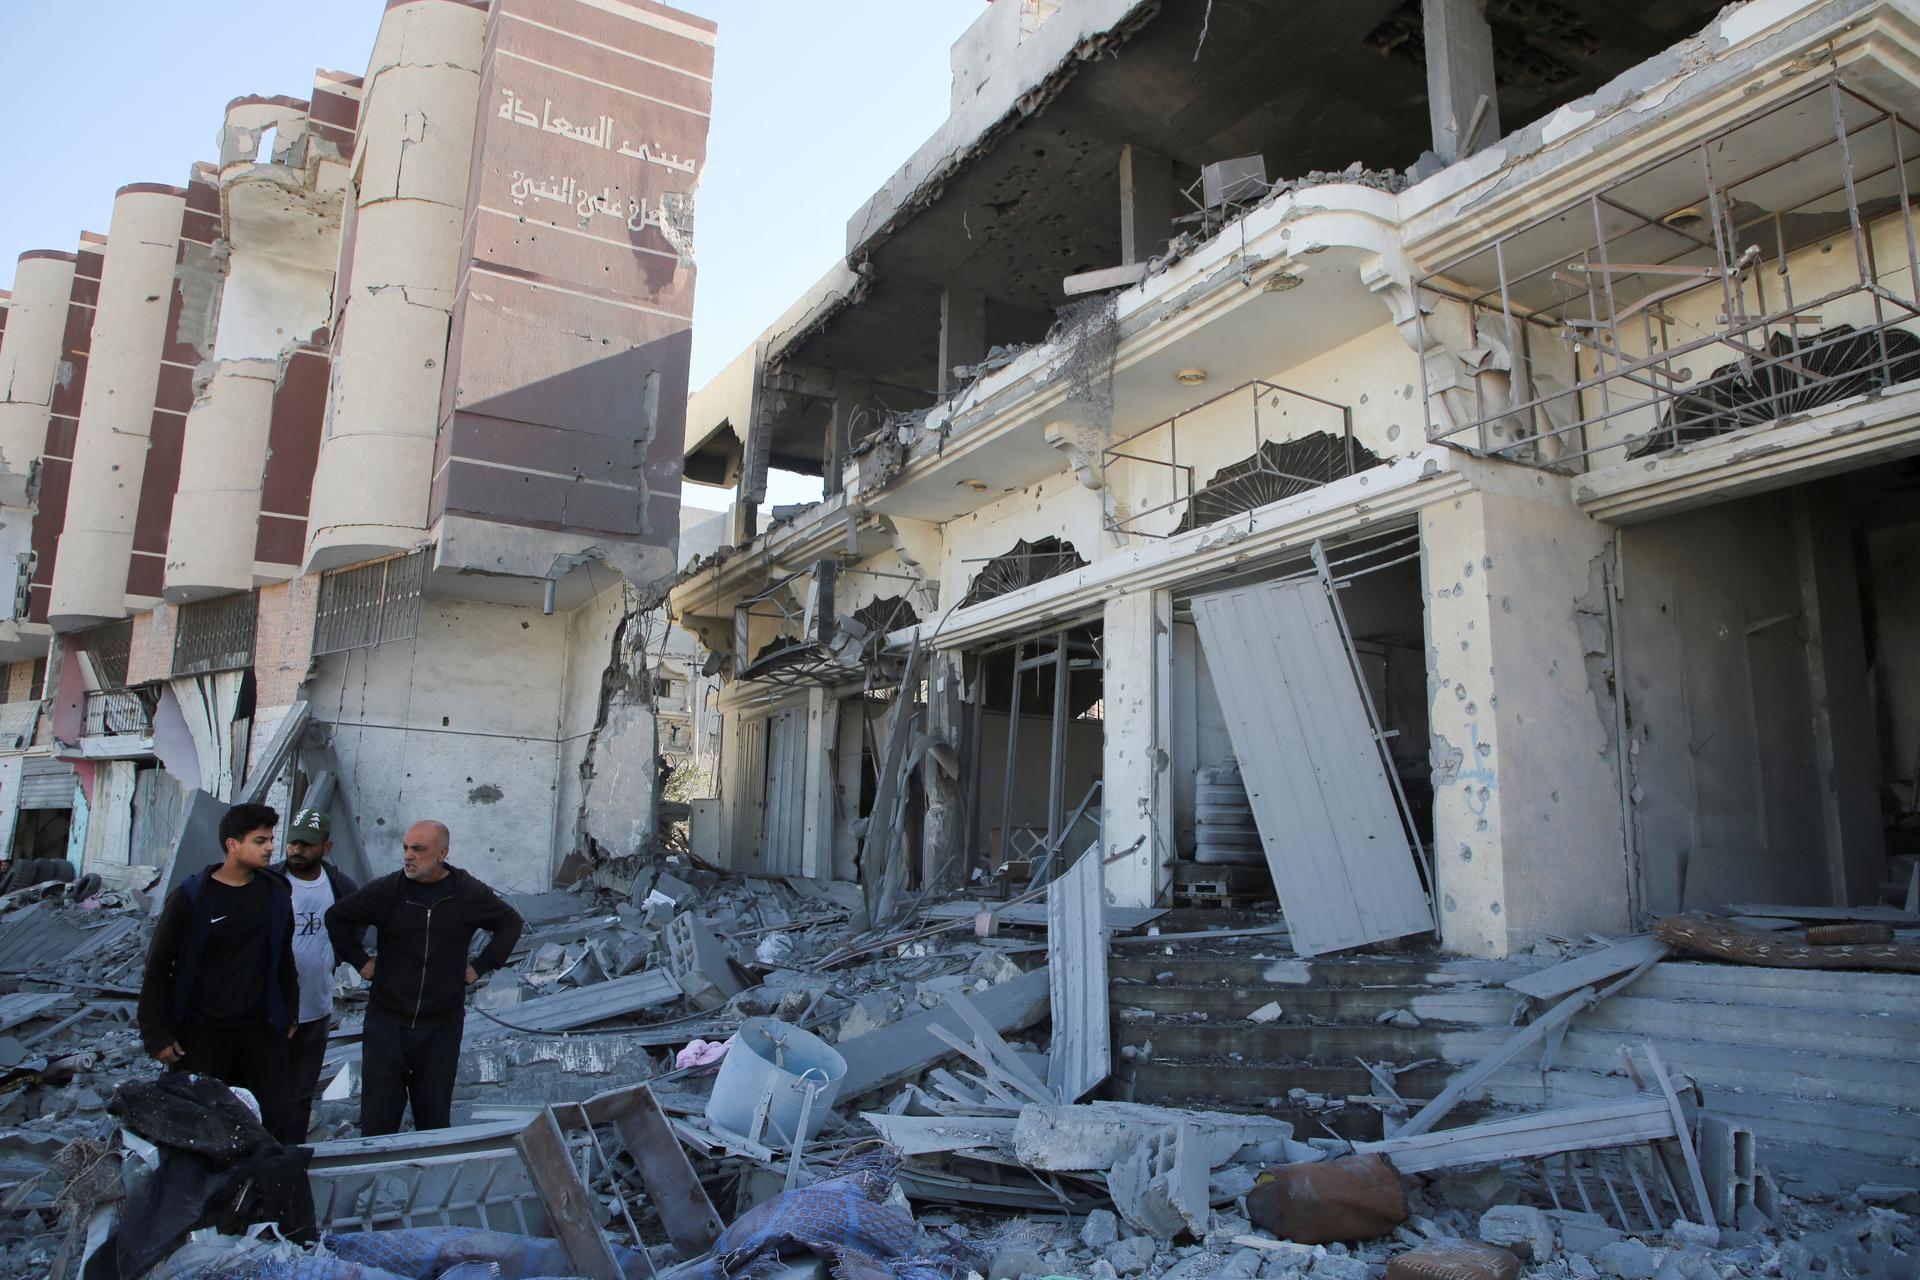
[
  {"left": 171, "top": 590, "right": 259, "bottom": 677},
  {"left": 312, "top": 549, "right": 428, "bottom": 658},
  {"left": 1417, "top": 76, "right": 1920, "bottom": 471},
  {"left": 960, "top": 620, "right": 1105, "bottom": 888}
]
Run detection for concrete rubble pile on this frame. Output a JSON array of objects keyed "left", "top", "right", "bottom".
[{"left": 0, "top": 861, "right": 1910, "bottom": 1280}]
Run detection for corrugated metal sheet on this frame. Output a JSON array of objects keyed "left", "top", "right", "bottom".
[
  {"left": 19, "top": 757, "right": 73, "bottom": 810},
  {"left": 1046, "top": 845, "right": 1109, "bottom": 1102},
  {"left": 1191, "top": 577, "right": 1433, "bottom": 957}
]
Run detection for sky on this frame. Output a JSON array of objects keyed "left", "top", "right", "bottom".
[{"left": 0, "top": 0, "right": 988, "bottom": 510}]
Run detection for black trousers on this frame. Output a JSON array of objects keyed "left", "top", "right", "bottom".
[
  {"left": 278, "top": 1017, "right": 332, "bottom": 1144},
  {"left": 359, "top": 1014, "right": 463, "bottom": 1136},
  {"left": 170, "top": 1026, "right": 290, "bottom": 1137}
]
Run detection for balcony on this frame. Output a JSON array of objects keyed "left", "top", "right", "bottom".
[
  {"left": 1415, "top": 79, "right": 1920, "bottom": 476},
  {"left": 82, "top": 689, "right": 153, "bottom": 739}
]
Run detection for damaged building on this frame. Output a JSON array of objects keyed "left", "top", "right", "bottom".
[
  {"left": 0, "top": 1, "right": 1918, "bottom": 1278},
  {"left": 672, "top": 0, "right": 1920, "bottom": 955},
  {"left": 0, "top": 0, "right": 718, "bottom": 892}
]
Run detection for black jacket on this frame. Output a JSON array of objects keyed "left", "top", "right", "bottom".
[
  {"left": 138, "top": 865, "right": 299, "bottom": 1056},
  {"left": 323, "top": 865, "right": 524, "bottom": 1029}
]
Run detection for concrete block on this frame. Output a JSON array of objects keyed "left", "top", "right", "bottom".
[
  {"left": 1555, "top": 1216, "right": 1624, "bottom": 1256},
  {"left": 1662, "top": 1222, "right": 1718, "bottom": 1252},
  {"left": 1082, "top": 1209, "right": 1121, "bottom": 1249},
  {"left": 1308, "top": 1257, "right": 1371, "bottom": 1280},
  {"left": 1594, "top": 1240, "right": 1656, "bottom": 1280},
  {"left": 1107, "top": 1236, "right": 1158, "bottom": 1275},
  {"left": 1477, "top": 1206, "right": 1554, "bottom": 1262}
]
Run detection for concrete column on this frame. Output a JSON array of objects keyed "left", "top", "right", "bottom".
[
  {"left": 163, "top": 359, "right": 278, "bottom": 601},
  {"left": 801, "top": 686, "right": 838, "bottom": 879},
  {"left": 304, "top": 0, "right": 484, "bottom": 572},
  {"left": 0, "top": 253, "right": 77, "bottom": 505},
  {"left": 1119, "top": 144, "right": 1174, "bottom": 266},
  {"left": 1101, "top": 588, "right": 1172, "bottom": 907},
  {"left": 49, "top": 185, "right": 186, "bottom": 630},
  {"left": 920, "top": 650, "right": 966, "bottom": 894},
  {"left": 1422, "top": 0, "right": 1500, "bottom": 164},
  {"left": 938, "top": 286, "right": 987, "bottom": 398},
  {"left": 1422, "top": 479, "right": 1626, "bottom": 957},
  {"left": 826, "top": 375, "right": 871, "bottom": 498}
]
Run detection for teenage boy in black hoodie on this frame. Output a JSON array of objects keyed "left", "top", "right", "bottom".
[
  {"left": 138, "top": 802, "right": 298, "bottom": 1133},
  {"left": 324, "top": 819, "right": 523, "bottom": 1135}
]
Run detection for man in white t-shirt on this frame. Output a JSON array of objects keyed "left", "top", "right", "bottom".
[{"left": 270, "top": 807, "right": 359, "bottom": 1144}]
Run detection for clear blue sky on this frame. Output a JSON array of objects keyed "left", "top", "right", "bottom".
[{"left": 0, "top": 0, "right": 983, "bottom": 394}]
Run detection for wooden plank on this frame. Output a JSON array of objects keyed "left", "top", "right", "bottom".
[
  {"left": 1508, "top": 936, "right": 1671, "bottom": 1001},
  {"left": 0, "top": 993, "right": 66, "bottom": 1033},
  {"left": 837, "top": 966, "right": 1051, "bottom": 1101},
  {"left": 1643, "top": 1044, "right": 1716, "bottom": 1230},
  {"left": 1356, "top": 1095, "right": 1676, "bottom": 1174},
  {"left": 584, "top": 1084, "right": 723, "bottom": 1257},
  {"left": 514, "top": 1108, "right": 623, "bottom": 1280}
]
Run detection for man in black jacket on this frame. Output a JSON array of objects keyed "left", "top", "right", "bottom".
[
  {"left": 270, "top": 808, "right": 360, "bottom": 1144},
  {"left": 324, "top": 820, "right": 523, "bottom": 1135},
  {"left": 138, "top": 802, "right": 298, "bottom": 1134}
]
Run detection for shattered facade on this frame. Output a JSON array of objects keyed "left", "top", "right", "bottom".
[
  {"left": 671, "top": 0, "right": 1920, "bottom": 959},
  {"left": 0, "top": 0, "right": 716, "bottom": 892}
]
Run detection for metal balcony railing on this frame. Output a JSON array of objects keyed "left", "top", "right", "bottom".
[
  {"left": 1417, "top": 79, "right": 1920, "bottom": 472},
  {"left": 1099, "top": 379, "right": 1368, "bottom": 539},
  {"left": 83, "top": 689, "right": 152, "bottom": 738}
]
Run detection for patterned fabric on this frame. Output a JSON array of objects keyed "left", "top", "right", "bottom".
[
  {"left": 1655, "top": 912, "right": 1920, "bottom": 973},
  {"left": 686, "top": 1149, "right": 983, "bottom": 1280}
]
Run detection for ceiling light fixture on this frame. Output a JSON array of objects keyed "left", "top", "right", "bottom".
[{"left": 1176, "top": 368, "right": 1208, "bottom": 385}]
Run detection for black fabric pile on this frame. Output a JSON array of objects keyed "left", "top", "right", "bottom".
[
  {"left": 86, "top": 1074, "right": 315, "bottom": 1280},
  {"left": 1634, "top": 322, "right": 1920, "bottom": 457}
]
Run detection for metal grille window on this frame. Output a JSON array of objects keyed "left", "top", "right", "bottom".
[
  {"left": 83, "top": 688, "right": 153, "bottom": 737},
  {"left": 312, "top": 550, "right": 427, "bottom": 657},
  {"left": 172, "top": 591, "right": 259, "bottom": 676},
  {"left": 28, "top": 658, "right": 45, "bottom": 701},
  {"left": 79, "top": 620, "right": 133, "bottom": 690}
]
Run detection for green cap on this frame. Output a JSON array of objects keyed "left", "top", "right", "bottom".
[{"left": 288, "top": 808, "right": 331, "bottom": 843}]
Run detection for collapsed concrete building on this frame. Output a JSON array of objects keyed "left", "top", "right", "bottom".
[
  {"left": 0, "top": 0, "right": 720, "bottom": 892},
  {"left": 670, "top": 0, "right": 1920, "bottom": 959}
]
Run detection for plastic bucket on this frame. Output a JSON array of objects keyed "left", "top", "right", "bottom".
[{"left": 704, "top": 1017, "right": 847, "bottom": 1148}]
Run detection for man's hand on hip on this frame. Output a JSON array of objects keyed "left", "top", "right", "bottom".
[
  {"left": 465, "top": 964, "right": 479, "bottom": 985},
  {"left": 155, "top": 1042, "right": 185, "bottom": 1066},
  {"left": 359, "top": 959, "right": 375, "bottom": 980}
]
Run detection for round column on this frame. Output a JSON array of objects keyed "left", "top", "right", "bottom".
[
  {"left": 163, "top": 358, "right": 278, "bottom": 601},
  {"left": 304, "top": 0, "right": 485, "bottom": 572},
  {"left": 48, "top": 185, "right": 186, "bottom": 630},
  {"left": 0, "top": 252, "right": 77, "bottom": 504}
]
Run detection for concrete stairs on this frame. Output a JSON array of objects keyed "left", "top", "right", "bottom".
[{"left": 1104, "top": 916, "right": 1920, "bottom": 1186}]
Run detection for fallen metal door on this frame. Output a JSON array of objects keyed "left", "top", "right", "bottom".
[{"left": 1191, "top": 572, "right": 1433, "bottom": 956}]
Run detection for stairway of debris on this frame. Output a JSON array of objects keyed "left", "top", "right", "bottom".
[{"left": 1105, "top": 906, "right": 1530, "bottom": 1141}]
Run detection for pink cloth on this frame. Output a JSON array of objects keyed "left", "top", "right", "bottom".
[{"left": 675, "top": 1036, "right": 732, "bottom": 1070}]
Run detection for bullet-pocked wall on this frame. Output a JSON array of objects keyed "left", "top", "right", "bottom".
[
  {"left": 48, "top": 187, "right": 187, "bottom": 629},
  {"left": 0, "top": 252, "right": 76, "bottom": 649},
  {"left": 308, "top": 594, "right": 571, "bottom": 891},
  {"left": 305, "top": 0, "right": 487, "bottom": 572}
]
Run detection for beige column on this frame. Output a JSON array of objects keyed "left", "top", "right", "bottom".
[
  {"left": 304, "top": 0, "right": 484, "bottom": 571},
  {"left": 163, "top": 358, "right": 278, "bottom": 600},
  {"left": 48, "top": 185, "right": 185, "bottom": 630},
  {"left": 0, "top": 252, "right": 77, "bottom": 505}
]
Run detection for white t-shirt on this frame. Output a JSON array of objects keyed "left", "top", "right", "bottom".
[{"left": 287, "top": 870, "right": 338, "bottom": 1025}]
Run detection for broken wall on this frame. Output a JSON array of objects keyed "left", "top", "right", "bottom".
[
  {"left": 939, "top": 470, "right": 1103, "bottom": 610},
  {"left": 558, "top": 582, "right": 662, "bottom": 871},
  {"left": 308, "top": 596, "right": 569, "bottom": 890}
]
